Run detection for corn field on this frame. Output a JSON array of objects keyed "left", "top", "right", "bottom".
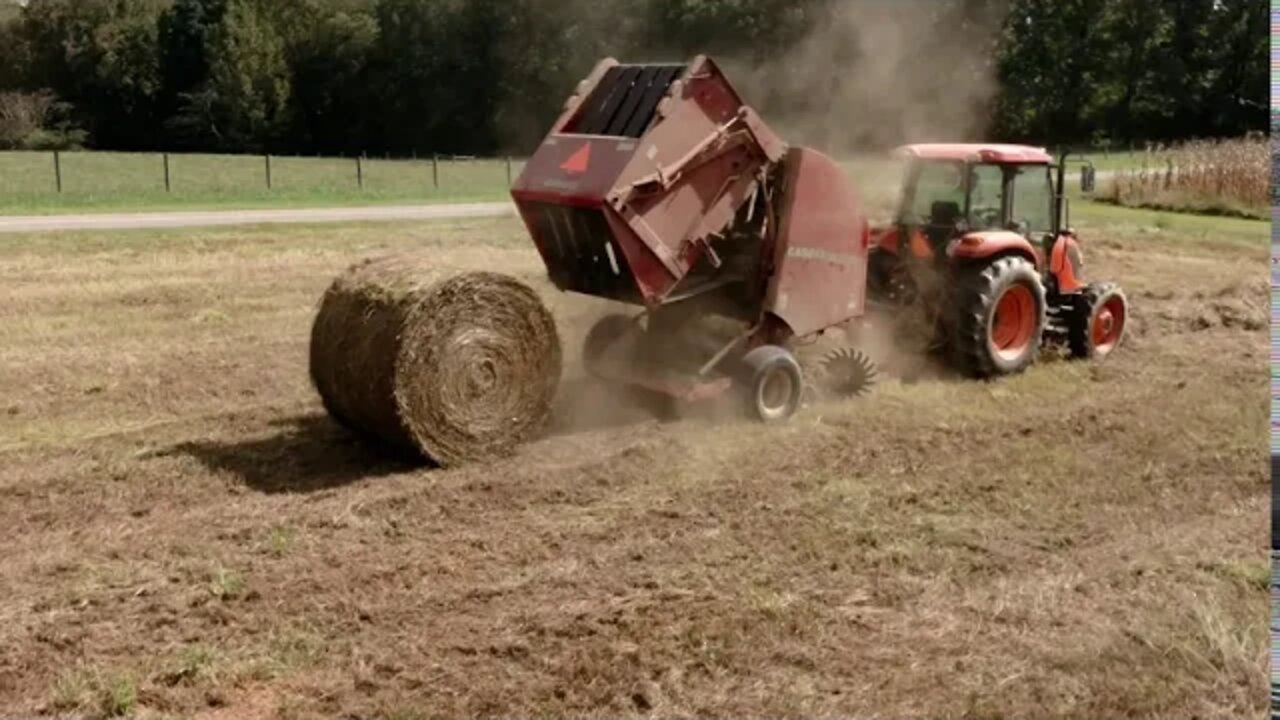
[{"left": 1101, "top": 136, "right": 1268, "bottom": 218}]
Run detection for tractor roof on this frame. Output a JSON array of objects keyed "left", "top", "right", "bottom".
[{"left": 895, "top": 143, "right": 1053, "bottom": 164}]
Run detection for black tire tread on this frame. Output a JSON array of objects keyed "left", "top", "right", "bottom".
[
  {"left": 948, "top": 256, "right": 1047, "bottom": 379},
  {"left": 1067, "top": 282, "right": 1124, "bottom": 359},
  {"left": 739, "top": 345, "right": 803, "bottom": 423}
]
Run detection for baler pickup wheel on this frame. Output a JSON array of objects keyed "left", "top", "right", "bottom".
[{"left": 739, "top": 345, "right": 803, "bottom": 423}]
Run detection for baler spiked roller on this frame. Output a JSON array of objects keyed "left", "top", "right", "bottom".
[{"left": 814, "top": 347, "right": 878, "bottom": 399}]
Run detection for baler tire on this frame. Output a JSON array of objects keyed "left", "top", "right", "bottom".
[
  {"left": 739, "top": 345, "right": 803, "bottom": 423},
  {"left": 1067, "top": 282, "right": 1127, "bottom": 360},
  {"left": 582, "top": 314, "right": 635, "bottom": 378},
  {"left": 947, "top": 256, "right": 1046, "bottom": 379}
]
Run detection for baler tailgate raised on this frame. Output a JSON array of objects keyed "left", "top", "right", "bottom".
[
  {"left": 511, "top": 55, "right": 784, "bottom": 307},
  {"left": 520, "top": 201, "right": 640, "bottom": 303}
]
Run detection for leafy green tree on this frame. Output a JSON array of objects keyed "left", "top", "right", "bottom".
[
  {"left": 1088, "top": 0, "right": 1170, "bottom": 143},
  {"left": 1201, "top": 0, "right": 1267, "bottom": 138},
  {"left": 158, "top": 0, "right": 227, "bottom": 103},
  {"left": 157, "top": 0, "right": 226, "bottom": 147},
  {"left": 280, "top": 2, "right": 378, "bottom": 154},
  {"left": 993, "top": 0, "right": 1110, "bottom": 144},
  {"left": 0, "top": 0, "right": 1269, "bottom": 153},
  {"left": 0, "top": 14, "right": 29, "bottom": 89},
  {"left": 200, "top": 0, "right": 292, "bottom": 150},
  {"left": 368, "top": 0, "right": 472, "bottom": 153},
  {"left": 641, "top": 0, "right": 819, "bottom": 63},
  {"left": 15, "top": 0, "right": 165, "bottom": 149},
  {"left": 1147, "top": 0, "right": 1217, "bottom": 141}
]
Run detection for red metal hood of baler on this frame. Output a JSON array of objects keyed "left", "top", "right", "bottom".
[
  {"left": 512, "top": 60, "right": 697, "bottom": 208},
  {"left": 510, "top": 56, "right": 784, "bottom": 307}
]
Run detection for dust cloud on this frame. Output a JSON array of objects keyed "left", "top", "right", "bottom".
[
  {"left": 723, "top": 2, "right": 1012, "bottom": 153},
  {"left": 497, "top": 1, "right": 1012, "bottom": 154}
]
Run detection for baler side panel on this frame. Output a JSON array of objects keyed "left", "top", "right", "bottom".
[
  {"left": 603, "top": 82, "right": 774, "bottom": 300},
  {"left": 765, "top": 147, "right": 870, "bottom": 337},
  {"left": 625, "top": 145, "right": 761, "bottom": 273},
  {"left": 513, "top": 135, "right": 636, "bottom": 207},
  {"left": 602, "top": 210, "right": 680, "bottom": 301}
]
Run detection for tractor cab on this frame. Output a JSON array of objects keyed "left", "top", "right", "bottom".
[
  {"left": 866, "top": 143, "right": 1127, "bottom": 379},
  {"left": 876, "top": 143, "right": 1060, "bottom": 263}
]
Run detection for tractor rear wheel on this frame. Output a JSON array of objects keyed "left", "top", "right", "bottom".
[
  {"left": 739, "top": 345, "right": 803, "bottom": 423},
  {"left": 948, "top": 256, "right": 1046, "bottom": 378},
  {"left": 1067, "top": 282, "right": 1127, "bottom": 360}
]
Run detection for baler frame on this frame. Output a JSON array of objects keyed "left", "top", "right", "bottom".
[{"left": 511, "top": 55, "right": 878, "bottom": 419}]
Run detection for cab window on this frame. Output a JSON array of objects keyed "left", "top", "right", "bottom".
[
  {"left": 905, "top": 160, "right": 965, "bottom": 224},
  {"left": 967, "top": 164, "right": 1005, "bottom": 230},
  {"left": 1010, "top": 165, "right": 1053, "bottom": 236}
]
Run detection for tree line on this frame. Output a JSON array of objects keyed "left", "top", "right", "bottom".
[{"left": 0, "top": 0, "right": 1267, "bottom": 155}]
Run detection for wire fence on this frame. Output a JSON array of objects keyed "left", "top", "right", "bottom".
[
  {"left": 0, "top": 150, "right": 527, "bottom": 209},
  {"left": 0, "top": 146, "right": 1136, "bottom": 213}
]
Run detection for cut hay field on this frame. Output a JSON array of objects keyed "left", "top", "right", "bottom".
[{"left": 0, "top": 203, "right": 1268, "bottom": 719}]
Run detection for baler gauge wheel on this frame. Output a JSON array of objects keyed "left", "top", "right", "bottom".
[
  {"left": 739, "top": 345, "right": 803, "bottom": 423},
  {"left": 816, "top": 347, "right": 878, "bottom": 399}
]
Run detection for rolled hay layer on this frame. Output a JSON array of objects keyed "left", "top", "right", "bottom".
[{"left": 309, "top": 254, "right": 562, "bottom": 467}]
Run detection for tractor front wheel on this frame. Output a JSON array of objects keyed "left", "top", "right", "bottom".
[
  {"left": 948, "top": 256, "right": 1047, "bottom": 378},
  {"left": 739, "top": 345, "right": 803, "bottom": 423},
  {"left": 1067, "top": 282, "right": 1128, "bottom": 360}
]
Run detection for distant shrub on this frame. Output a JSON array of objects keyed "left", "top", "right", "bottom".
[
  {"left": 0, "top": 90, "right": 86, "bottom": 150},
  {"left": 20, "top": 127, "right": 88, "bottom": 151}
]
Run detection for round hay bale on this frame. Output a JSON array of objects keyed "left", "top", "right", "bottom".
[{"left": 309, "top": 254, "right": 562, "bottom": 467}]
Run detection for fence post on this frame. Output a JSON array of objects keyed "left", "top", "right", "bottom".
[
  {"left": 432, "top": 153, "right": 439, "bottom": 189},
  {"left": 506, "top": 156, "right": 512, "bottom": 185},
  {"left": 163, "top": 153, "right": 171, "bottom": 192},
  {"left": 264, "top": 154, "right": 273, "bottom": 190},
  {"left": 356, "top": 156, "right": 363, "bottom": 189},
  {"left": 53, "top": 151, "right": 62, "bottom": 193}
]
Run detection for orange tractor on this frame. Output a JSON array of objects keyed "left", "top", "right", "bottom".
[{"left": 866, "top": 144, "right": 1128, "bottom": 377}]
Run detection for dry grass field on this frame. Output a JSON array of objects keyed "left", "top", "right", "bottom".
[
  {"left": 1100, "top": 137, "right": 1269, "bottom": 220},
  {"left": 0, "top": 205, "right": 1268, "bottom": 719}
]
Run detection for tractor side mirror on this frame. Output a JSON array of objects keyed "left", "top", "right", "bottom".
[{"left": 1081, "top": 165, "right": 1096, "bottom": 193}]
